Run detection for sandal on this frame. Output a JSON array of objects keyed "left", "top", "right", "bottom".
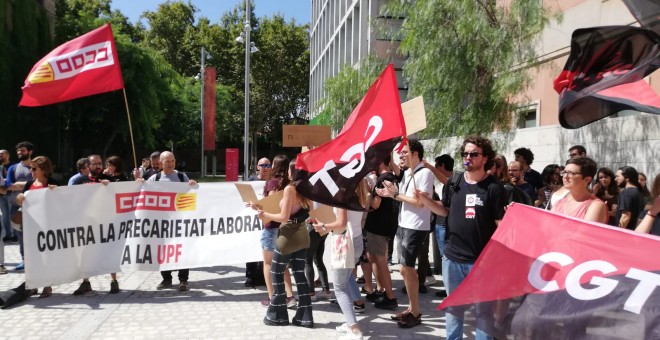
[
  {"left": 397, "top": 312, "right": 422, "bottom": 328},
  {"left": 390, "top": 309, "right": 411, "bottom": 321},
  {"left": 39, "top": 286, "right": 52, "bottom": 299}
]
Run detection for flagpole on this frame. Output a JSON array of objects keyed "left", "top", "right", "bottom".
[{"left": 122, "top": 88, "right": 138, "bottom": 172}]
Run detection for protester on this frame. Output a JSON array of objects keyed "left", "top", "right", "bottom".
[
  {"left": 513, "top": 147, "right": 544, "bottom": 207},
  {"left": 568, "top": 145, "right": 587, "bottom": 158},
  {"left": 0, "top": 149, "right": 16, "bottom": 244},
  {"left": 247, "top": 158, "right": 313, "bottom": 327},
  {"left": 552, "top": 158, "right": 608, "bottom": 223},
  {"left": 411, "top": 135, "right": 506, "bottom": 339},
  {"left": 5, "top": 141, "right": 34, "bottom": 271},
  {"left": 614, "top": 166, "right": 645, "bottom": 229},
  {"left": 376, "top": 139, "right": 434, "bottom": 328},
  {"left": 635, "top": 173, "right": 660, "bottom": 235},
  {"left": 312, "top": 180, "right": 370, "bottom": 339},
  {"left": 67, "top": 158, "right": 91, "bottom": 185},
  {"left": 364, "top": 156, "right": 399, "bottom": 309},
  {"left": 147, "top": 151, "right": 197, "bottom": 291},
  {"left": 540, "top": 164, "right": 562, "bottom": 209},
  {"left": 254, "top": 155, "right": 295, "bottom": 307},
  {"left": 592, "top": 167, "right": 619, "bottom": 225},
  {"left": 245, "top": 157, "right": 270, "bottom": 288},
  {"left": 16, "top": 156, "right": 58, "bottom": 298}
]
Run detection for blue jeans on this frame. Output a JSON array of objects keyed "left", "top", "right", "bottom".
[
  {"left": 0, "top": 194, "right": 12, "bottom": 239},
  {"left": 443, "top": 257, "right": 493, "bottom": 340},
  {"left": 331, "top": 235, "right": 363, "bottom": 327},
  {"left": 435, "top": 224, "right": 446, "bottom": 257}
]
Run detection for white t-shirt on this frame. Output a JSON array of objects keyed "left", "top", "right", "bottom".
[
  {"left": 334, "top": 207, "right": 364, "bottom": 238},
  {"left": 399, "top": 163, "right": 434, "bottom": 231}
]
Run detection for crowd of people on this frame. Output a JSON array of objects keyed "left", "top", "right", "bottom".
[{"left": 0, "top": 136, "right": 658, "bottom": 340}]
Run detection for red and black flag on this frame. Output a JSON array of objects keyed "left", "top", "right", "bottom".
[
  {"left": 553, "top": 26, "right": 660, "bottom": 129},
  {"left": 623, "top": 0, "right": 660, "bottom": 35},
  {"left": 294, "top": 64, "right": 406, "bottom": 211},
  {"left": 439, "top": 204, "right": 660, "bottom": 339}
]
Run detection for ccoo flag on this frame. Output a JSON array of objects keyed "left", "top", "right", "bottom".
[
  {"left": 295, "top": 64, "right": 406, "bottom": 211},
  {"left": 439, "top": 204, "right": 660, "bottom": 339},
  {"left": 553, "top": 26, "right": 660, "bottom": 129},
  {"left": 19, "top": 23, "right": 124, "bottom": 107}
]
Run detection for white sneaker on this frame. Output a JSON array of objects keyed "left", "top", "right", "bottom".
[
  {"left": 338, "top": 331, "right": 364, "bottom": 340},
  {"left": 309, "top": 293, "right": 317, "bottom": 302},
  {"left": 335, "top": 323, "right": 348, "bottom": 333},
  {"left": 426, "top": 275, "right": 437, "bottom": 286}
]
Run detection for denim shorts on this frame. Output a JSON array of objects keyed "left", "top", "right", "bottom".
[{"left": 260, "top": 228, "right": 278, "bottom": 251}]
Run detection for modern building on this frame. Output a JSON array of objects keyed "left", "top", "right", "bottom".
[
  {"left": 310, "top": 0, "right": 660, "bottom": 176},
  {"left": 308, "top": 0, "right": 406, "bottom": 117}
]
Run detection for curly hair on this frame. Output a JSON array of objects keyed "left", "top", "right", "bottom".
[
  {"left": 461, "top": 135, "right": 496, "bottom": 170},
  {"left": 514, "top": 147, "right": 535, "bottom": 166}
]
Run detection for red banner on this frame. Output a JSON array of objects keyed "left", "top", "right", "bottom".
[
  {"left": 19, "top": 23, "right": 124, "bottom": 107},
  {"left": 294, "top": 64, "right": 406, "bottom": 210},
  {"left": 439, "top": 204, "right": 660, "bottom": 339},
  {"left": 204, "top": 67, "right": 216, "bottom": 151}
]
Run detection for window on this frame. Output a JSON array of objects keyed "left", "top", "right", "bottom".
[{"left": 516, "top": 102, "right": 539, "bottom": 129}]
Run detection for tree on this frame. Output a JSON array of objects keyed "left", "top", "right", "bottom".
[
  {"left": 315, "top": 55, "right": 387, "bottom": 132},
  {"left": 381, "top": 0, "right": 554, "bottom": 141}
]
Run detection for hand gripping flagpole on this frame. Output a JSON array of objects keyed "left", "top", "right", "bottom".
[{"left": 122, "top": 88, "right": 138, "bottom": 172}]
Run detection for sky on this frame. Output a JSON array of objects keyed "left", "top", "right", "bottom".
[{"left": 110, "top": 0, "right": 310, "bottom": 25}]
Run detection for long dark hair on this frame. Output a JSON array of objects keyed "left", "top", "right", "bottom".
[
  {"left": 268, "top": 154, "right": 290, "bottom": 191},
  {"left": 618, "top": 166, "right": 643, "bottom": 191},
  {"left": 593, "top": 167, "right": 619, "bottom": 198}
]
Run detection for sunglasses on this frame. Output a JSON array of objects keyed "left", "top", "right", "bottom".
[
  {"left": 461, "top": 152, "right": 482, "bottom": 158},
  {"left": 258, "top": 164, "right": 272, "bottom": 168},
  {"left": 30, "top": 167, "right": 39, "bottom": 171}
]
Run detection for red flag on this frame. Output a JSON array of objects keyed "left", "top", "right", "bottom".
[
  {"left": 553, "top": 26, "right": 660, "bottom": 128},
  {"left": 295, "top": 64, "right": 406, "bottom": 210},
  {"left": 439, "top": 204, "right": 660, "bottom": 339},
  {"left": 19, "top": 23, "right": 124, "bottom": 107}
]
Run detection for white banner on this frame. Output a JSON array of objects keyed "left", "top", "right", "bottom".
[{"left": 23, "top": 181, "right": 265, "bottom": 288}]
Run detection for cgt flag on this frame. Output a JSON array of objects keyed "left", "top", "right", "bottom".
[
  {"left": 439, "top": 204, "right": 660, "bottom": 339},
  {"left": 19, "top": 23, "right": 124, "bottom": 107},
  {"left": 553, "top": 26, "right": 660, "bottom": 129},
  {"left": 295, "top": 64, "right": 406, "bottom": 211}
]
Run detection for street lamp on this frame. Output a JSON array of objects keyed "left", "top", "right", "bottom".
[
  {"left": 200, "top": 47, "right": 211, "bottom": 177},
  {"left": 237, "top": 0, "right": 258, "bottom": 181}
]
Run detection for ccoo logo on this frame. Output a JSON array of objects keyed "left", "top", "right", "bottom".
[{"left": 115, "top": 191, "right": 196, "bottom": 213}]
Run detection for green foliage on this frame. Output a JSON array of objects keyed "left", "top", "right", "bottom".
[
  {"left": 316, "top": 56, "right": 387, "bottom": 132},
  {"left": 381, "top": 0, "right": 553, "bottom": 142}
]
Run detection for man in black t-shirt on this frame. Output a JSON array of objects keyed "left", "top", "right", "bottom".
[
  {"left": 365, "top": 158, "right": 399, "bottom": 310},
  {"left": 615, "top": 166, "right": 644, "bottom": 229},
  {"left": 417, "top": 136, "right": 506, "bottom": 339}
]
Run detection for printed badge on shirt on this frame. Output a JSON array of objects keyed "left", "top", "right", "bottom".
[{"left": 465, "top": 194, "right": 482, "bottom": 219}]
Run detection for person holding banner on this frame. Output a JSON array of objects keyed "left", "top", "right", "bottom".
[
  {"left": 16, "top": 156, "right": 58, "bottom": 298},
  {"left": 247, "top": 158, "right": 313, "bottom": 327},
  {"left": 146, "top": 151, "right": 197, "bottom": 291}
]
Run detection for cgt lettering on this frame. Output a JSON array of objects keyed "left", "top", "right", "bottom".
[{"left": 528, "top": 252, "right": 660, "bottom": 314}]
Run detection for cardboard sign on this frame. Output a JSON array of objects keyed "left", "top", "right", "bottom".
[
  {"left": 234, "top": 183, "right": 283, "bottom": 224},
  {"left": 401, "top": 96, "right": 427, "bottom": 135},
  {"left": 282, "top": 125, "right": 332, "bottom": 147},
  {"left": 309, "top": 204, "right": 337, "bottom": 224}
]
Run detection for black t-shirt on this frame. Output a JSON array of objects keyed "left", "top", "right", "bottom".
[
  {"left": 615, "top": 187, "right": 644, "bottom": 229},
  {"left": 638, "top": 209, "right": 660, "bottom": 236},
  {"left": 524, "top": 168, "right": 543, "bottom": 190},
  {"left": 517, "top": 182, "right": 538, "bottom": 201},
  {"left": 364, "top": 172, "right": 399, "bottom": 237},
  {"left": 443, "top": 174, "right": 506, "bottom": 263}
]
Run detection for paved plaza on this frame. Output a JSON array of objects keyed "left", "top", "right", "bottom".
[{"left": 0, "top": 242, "right": 451, "bottom": 339}]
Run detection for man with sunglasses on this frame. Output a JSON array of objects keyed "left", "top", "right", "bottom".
[
  {"left": 245, "top": 157, "right": 271, "bottom": 287},
  {"left": 414, "top": 136, "right": 506, "bottom": 339}
]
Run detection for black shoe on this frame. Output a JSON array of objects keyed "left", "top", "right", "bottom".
[
  {"left": 157, "top": 280, "right": 172, "bottom": 290},
  {"left": 419, "top": 284, "right": 428, "bottom": 294},
  {"left": 263, "top": 317, "right": 289, "bottom": 326},
  {"left": 73, "top": 281, "right": 92, "bottom": 295},
  {"left": 10, "top": 236, "right": 17, "bottom": 243},
  {"left": 244, "top": 278, "right": 254, "bottom": 287},
  {"left": 435, "top": 290, "right": 447, "bottom": 298},
  {"left": 366, "top": 290, "right": 384, "bottom": 302},
  {"left": 109, "top": 280, "right": 119, "bottom": 294},
  {"left": 353, "top": 302, "right": 366, "bottom": 313},
  {"left": 291, "top": 318, "right": 314, "bottom": 328},
  {"left": 374, "top": 296, "right": 398, "bottom": 310}
]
